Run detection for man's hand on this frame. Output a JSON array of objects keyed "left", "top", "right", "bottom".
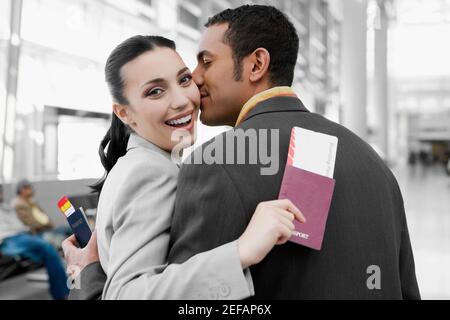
[{"left": 62, "top": 230, "right": 100, "bottom": 279}]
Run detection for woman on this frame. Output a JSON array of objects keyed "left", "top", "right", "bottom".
[{"left": 79, "top": 35, "right": 304, "bottom": 299}]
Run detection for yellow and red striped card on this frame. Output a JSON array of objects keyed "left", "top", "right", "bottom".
[{"left": 57, "top": 196, "right": 75, "bottom": 217}]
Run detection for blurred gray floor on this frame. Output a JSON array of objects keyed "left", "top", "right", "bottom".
[
  {"left": 0, "top": 268, "right": 51, "bottom": 300},
  {"left": 393, "top": 163, "right": 450, "bottom": 300}
]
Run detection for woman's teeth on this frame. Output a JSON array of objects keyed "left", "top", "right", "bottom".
[{"left": 166, "top": 114, "right": 192, "bottom": 127}]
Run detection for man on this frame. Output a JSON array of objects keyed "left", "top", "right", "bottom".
[
  {"left": 13, "top": 180, "right": 53, "bottom": 234},
  {"left": 64, "top": 5, "right": 420, "bottom": 299},
  {"left": 0, "top": 184, "right": 69, "bottom": 300},
  {"left": 13, "top": 180, "right": 71, "bottom": 247}
]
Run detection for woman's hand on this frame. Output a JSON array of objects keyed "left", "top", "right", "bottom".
[
  {"left": 62, "top": 230, "right": 100, "bottom": 279},
  {"left": 237, "top": 199, "right": 306, "bottom": 269}
]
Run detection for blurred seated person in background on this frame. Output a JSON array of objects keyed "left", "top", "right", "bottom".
[
  {"left": 12, "top": 180, "right": 71, "bottom": 247},
  {"left": 0, "top": 184, "right": 69, "bottom": 300},
  {"left": 13, "top": 180, "right": 53, "bottom": 233}
]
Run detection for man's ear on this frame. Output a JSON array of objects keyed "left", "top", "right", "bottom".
[
  {"left": 249, "top": 48, "right": 271, "bottom": 83},
  {"left": 112, "top": 103, "right": 134, "bottom": 127}
]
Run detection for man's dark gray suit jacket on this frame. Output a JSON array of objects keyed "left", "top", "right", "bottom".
[{"left": 71, "top": 95, "right": 420, "bottom": 300}]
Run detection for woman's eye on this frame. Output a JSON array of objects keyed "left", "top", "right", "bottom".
[
  {"left": 147, "top": 88, "right": 164, "bottom": 97},
  {"left": 180, "top": 75, "right": 192, "bottom": 85}
]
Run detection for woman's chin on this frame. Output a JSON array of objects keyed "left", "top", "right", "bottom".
[
  {"left": 182, "top": 134, "right": 197, "bottom": 148},
  {"left": 166, "top": 128, "right": 196, "bottom": 151}
]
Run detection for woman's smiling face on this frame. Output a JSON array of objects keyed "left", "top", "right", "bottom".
[{"left": 115, "top": 47, "right": 200, "bottom": 152}]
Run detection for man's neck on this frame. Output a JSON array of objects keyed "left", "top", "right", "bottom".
[
  {"left": 233, "top": 85, "right": 295, "bottom": 127},
  {"left": 228, "top": 84, "right": 274, "bottom": 127},
  {"left": 248, "top": 83, "right": 273, "bottom": 102}
]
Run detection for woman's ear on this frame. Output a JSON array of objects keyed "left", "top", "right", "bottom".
[
  {"left": 112, "top": 104, "right": 134, "bottom": 127},
  {"left": 249, "top": 48, "right": 271, "bottom": 83}
]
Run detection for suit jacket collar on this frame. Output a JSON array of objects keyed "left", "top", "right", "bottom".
[
  {"left": 127, "top": 133, "right": 175, "bottom": 164},
  {"left": 240, "top": 95, "right": 309, "bottom": 125}
]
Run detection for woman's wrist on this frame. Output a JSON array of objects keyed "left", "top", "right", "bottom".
[{"left": 237, "top": 237, "right": 254, "bottom": 269}]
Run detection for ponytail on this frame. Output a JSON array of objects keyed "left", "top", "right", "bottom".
[{"left": 91, "top": 114, "right": 130, "bottom": 193}]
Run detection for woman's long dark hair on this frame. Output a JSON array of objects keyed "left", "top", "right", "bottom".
[{"left": 91, "top": 35, "right": 176, "bottom": 193}]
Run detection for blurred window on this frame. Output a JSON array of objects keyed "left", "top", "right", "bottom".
[
  {"left": 43, "top": 106, "right": 109, "bottom": 180},
  {"left": 179, "top": 1, "right": 201, "bottom": 29}
]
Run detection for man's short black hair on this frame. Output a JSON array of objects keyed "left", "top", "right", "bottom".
[{"left": 205, "top": 4, "right": 299, "bottom": 86}]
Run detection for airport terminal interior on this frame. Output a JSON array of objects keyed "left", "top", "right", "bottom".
[{"left": 0, "top": 0, "right": 449, "bottom": 299}]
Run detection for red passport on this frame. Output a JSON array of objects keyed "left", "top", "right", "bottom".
[{"left": 278, "top": 127, "right": 337, "bottom": 250}]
